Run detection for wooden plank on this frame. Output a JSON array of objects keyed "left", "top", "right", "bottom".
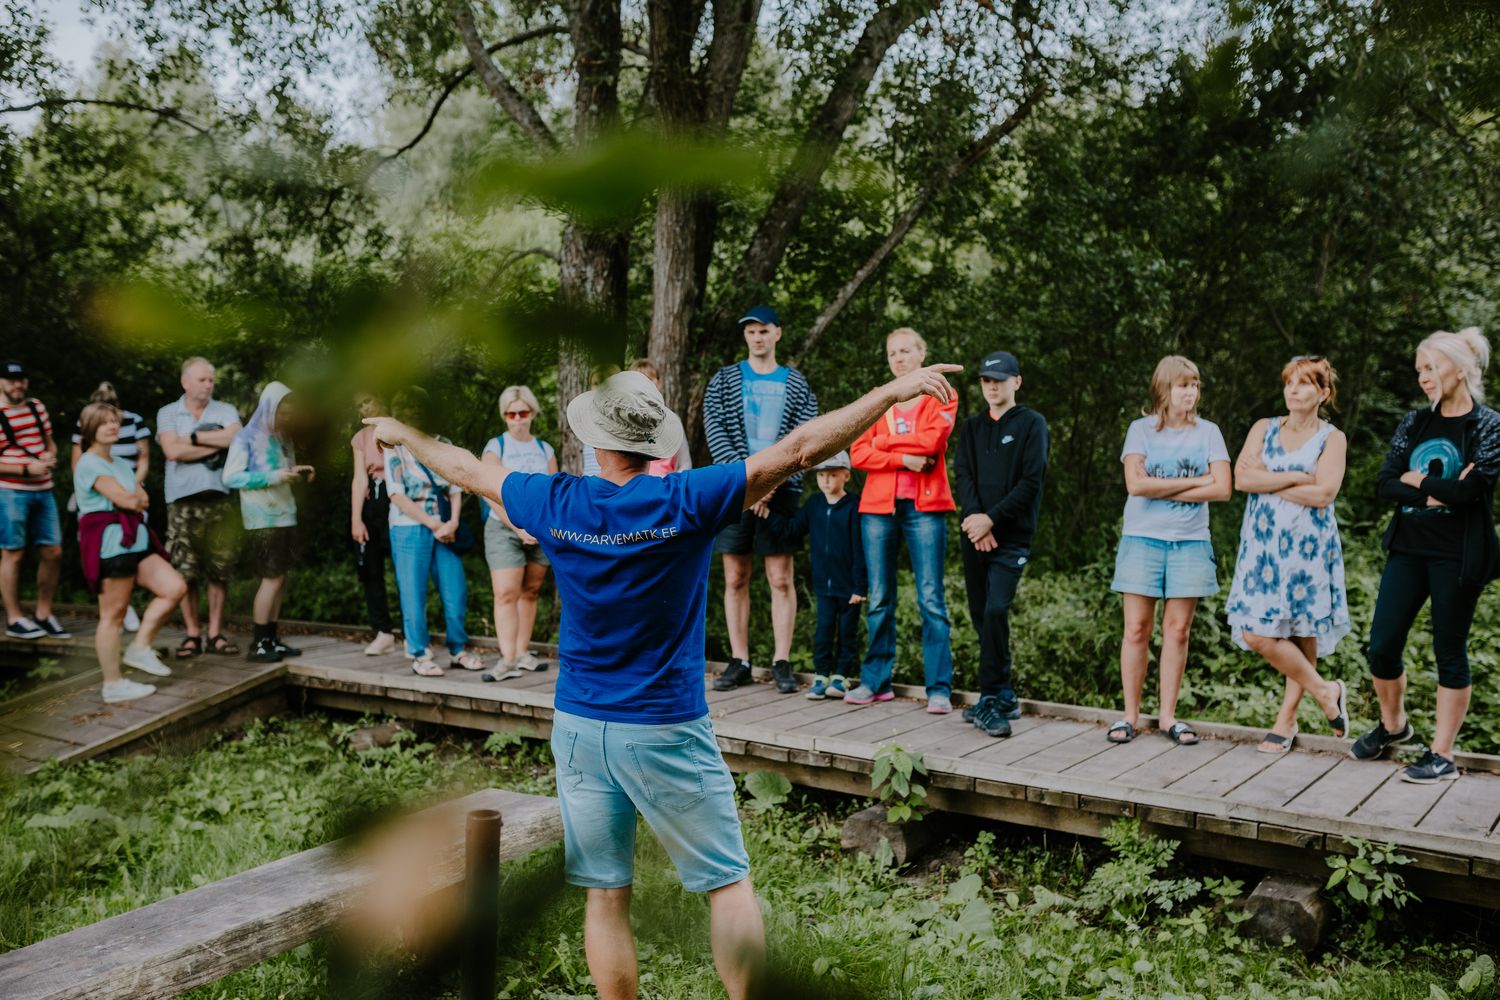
[
  {"left": 1118, "top": 739, "right": 1234, "bottom": 790},
  {"left": 785, "top": 699, "right": 925, "bottom": 739},
  {"left": 0, "top": 789, "right": 563, "bottom": 1000},
  {"left": 1350, "top": 772, "right": 1451, "bottom": 829},
  {"left": 1224, "top": 750, "right": 1341, "bottom": 810},
  {"left": 1168, "top": 744, "right": 1279, "bottom": 799},
  {"left": 1416, "top": 774, "right": 1500, "bottom": 840},
  {"left": 1062, "top": 730, "right": 1177, "bottom": 781},
  {"left": 1011, "top": 725, "right": 1118, "bottom": 776},
  {"left": 961, "top": 719, "right": 1096, "bottom": 768},
  {"left": 820, "top": 705, "right": 936, "bottom": 748},
  {"left": 1285, "top": 757, "right": 1395, "bottom": 819}
]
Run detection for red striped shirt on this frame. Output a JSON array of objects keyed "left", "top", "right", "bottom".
[{"left": 0, "top": 400, "right": 55, "bottom": 491}]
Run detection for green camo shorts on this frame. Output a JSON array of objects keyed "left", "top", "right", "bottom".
[{"left": 166, "top": 495, "right": 238, "bottom": 585}]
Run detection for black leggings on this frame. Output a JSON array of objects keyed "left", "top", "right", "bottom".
[{"left": 1368, "top": 551, "right": 1483, "bottom": 689}]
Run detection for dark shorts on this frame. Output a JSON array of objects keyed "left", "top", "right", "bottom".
[
  {"left": 715, "top": 487, "right": 801, "bottom": 557},
  {"left": 166, "top": 495, "right": 238, "bottom": 585},
  {"left": 248, "top": 526, "right": 296, "bottom": 579},
  {"left": 99, "top": 551, "right": 148, "bottom": 580}
]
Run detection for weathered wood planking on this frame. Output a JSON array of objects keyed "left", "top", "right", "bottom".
[{"left": 0, "top": 788, "right": 562, "bottom": 1000}]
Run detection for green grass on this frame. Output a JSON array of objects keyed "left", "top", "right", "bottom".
[{"left": 2, "top": 713, "right": 1497, "bottom": 999}]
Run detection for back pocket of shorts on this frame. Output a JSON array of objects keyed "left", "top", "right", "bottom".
[
  {"left": 553, "top": 728, "right": 583, "bottom": 790},
  {"left": 627, "top": 739, "right": 706, "bottom": 813}
]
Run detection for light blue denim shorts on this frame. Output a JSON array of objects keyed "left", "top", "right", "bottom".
[
  {"left": 1111, "top": 535, "right": 1218, "bottom": 599},
  {"left": 550, "top": 710, "right": 750, "bottom": 893},
  {"left": 0, "top": 489, "right": 61, "bottom": 550}
]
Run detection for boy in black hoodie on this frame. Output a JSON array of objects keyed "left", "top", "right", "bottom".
[
  {"left": 953, "top": 352, "right": 1049, "bottom": 737},
  {"left": 765, "top": 451, "right": 867, "bottom": 698}
]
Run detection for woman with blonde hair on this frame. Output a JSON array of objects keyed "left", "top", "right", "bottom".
[
  {"left": 1107, "top": 356, "right": 1231, "bottom": 745},
  {"left": 481, "top": 385, "right": 556, "bottom": 673},
  {"left": 73, "top": 402, "right": 187, "bottom": 702},
  {"left": 1226, "top": 356, "right": 1352, "bottom": 754},
  {"left": 1352, "top": 328, "right": 1499, "bottom": 783}
]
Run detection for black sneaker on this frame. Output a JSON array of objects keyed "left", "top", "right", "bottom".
[
  {"left": 712, "top": 658, "right": 752, "bottom": 691},
  {"left": 273, "top": 640, "right": 302, "bottom": 658},
  {"left": 1401, "top": 749, "right": 1459, "bottom": 784},
  {"left": 36, "top": 615, "right": 72, "bottom": 639},
  {"left": 972, "top": 696, "right": 1012, "bottom": 738},
  {"left": 6, "top": 617, "right": 46, "bottom": 639},
  {"left": 247, "top": 637, "right": 283, "bottom": 663},
  {"left": 962, "top": 703, "right": 978, "bottom": 723},
  {"left": 995, "top": 690, "right": 1021, "bottom": 720},
  {"left": 1349, "top": 720, "right": 1415, "bottom": 760},
  {"left": 771, "top": 659, "right": 798, "bottom": 694}
]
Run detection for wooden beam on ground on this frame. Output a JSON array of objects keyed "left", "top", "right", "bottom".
[{"left": 0, "top": 789, "right": 563, "bottom": 1000}]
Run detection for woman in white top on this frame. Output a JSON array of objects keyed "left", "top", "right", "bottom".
[
  {"left": 1107, "top": 356, "right": 1232, "bottom": 746},
  {"left": 482, "top": 385, "right": 557, "bottom": 672}
]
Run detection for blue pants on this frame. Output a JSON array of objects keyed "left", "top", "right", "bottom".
[
  {"left": 814, "top": 594, "right": 862, "bottom": 678},
  {"left": 389, "top": 525, "right": 468, "bottom": 656},
  {"left": 858, "top": 500, "right": 953, "bottom": 697}
]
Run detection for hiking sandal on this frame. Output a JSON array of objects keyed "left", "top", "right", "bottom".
[
  {"left": 175, "top": 635, "right": 203, "bottom": 659},
  {"left": 205, "top": 634, "right": 240, "bottom": 656}
]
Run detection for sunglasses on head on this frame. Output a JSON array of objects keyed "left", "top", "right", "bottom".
[
  {"left": 1290, "top": 354, "right": 1325, "bottom": 363},
  {"left": 504, "top": 409, "right": 533, "bottom": 419}
]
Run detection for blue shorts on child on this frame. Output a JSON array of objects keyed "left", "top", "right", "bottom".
[{"left": 1111, "top": 536, "right": 1218, "bottom": 600}]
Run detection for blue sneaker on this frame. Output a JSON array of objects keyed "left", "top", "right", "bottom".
[
  {"left": 806, "top": 676, "right": 831, "bottom": 700},
  {"left": 829, "top": 675, "right": 847, "bottom": 696},
  {"left": 996, "top": 689, "right": 1021, "bottom": 720}
]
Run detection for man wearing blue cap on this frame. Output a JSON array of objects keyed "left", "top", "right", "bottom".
[{"left": 702, "top": 306, "right": 820, "bottom": 694}]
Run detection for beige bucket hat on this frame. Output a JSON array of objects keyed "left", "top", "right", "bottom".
[{"left": 565, "top": 370, "right": 685, "bottom": 461}]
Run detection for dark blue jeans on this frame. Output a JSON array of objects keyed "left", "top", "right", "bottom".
[
  {"left": 814, "top": 594, "right": 862, "bottom": 678},
  {"left": 858, "top": 500, "right": 953, "bottom": 696}
]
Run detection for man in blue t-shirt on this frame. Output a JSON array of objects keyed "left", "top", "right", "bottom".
[
  {"left": 366, "top": 360, "right": 961, "bottom": 1000},
  {"left": 701, "top": 306, "right": 820, "bottom": 696}
]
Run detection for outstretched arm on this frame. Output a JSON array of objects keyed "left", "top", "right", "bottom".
[
  {"left": 745, "top": 364, "right": 961, "bottom": 509},
  {"left": 368, "top": 419, "right": 505, "bottom": 509}
]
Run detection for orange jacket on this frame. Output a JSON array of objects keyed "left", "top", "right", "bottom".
[{"left": 850, "top": 395, "right": 958, "bottom": 514}]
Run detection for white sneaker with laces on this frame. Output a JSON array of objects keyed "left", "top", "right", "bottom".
[
  {"left": 102, "top": 678, "right": 156, "bottom": 703},
  {"left": 364, "top": 631, "right": 396, "bottom": 656},
  {"left": 123, "top": 606, "right": 141, "bottom": 633},
  {"left": 122, "top": 643, "right": 173, "bottom": 677}
]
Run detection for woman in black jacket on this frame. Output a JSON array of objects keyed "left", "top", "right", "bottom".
[{"left": 1351, "top": 328, "right": 1498, "bottom": 783}]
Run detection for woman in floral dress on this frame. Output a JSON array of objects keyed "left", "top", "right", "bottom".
[{"left": 1226, "top": 356, "right": 1352, "bottom": 753}]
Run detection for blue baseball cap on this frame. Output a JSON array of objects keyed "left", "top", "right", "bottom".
[
  {"left": 978, "top": 351, "right": 1020, "bottom": 380},
  {"left": 738, "top": 305, "right": 781, "bottom": 327}
]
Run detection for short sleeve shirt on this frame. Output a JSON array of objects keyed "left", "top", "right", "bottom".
[
  {"left": 385, "top": 444, "right": 452, "bottom": 528},
  {"left": 1120, "top": 416, "right": 1230, "bottom": 542},
  {"left": 74, "top": 453, "right": 149, "bottom": 558},
  {"left": 740, "top": 361, "right": 790, "bottom": 455},
  {"left": 157, "top": 397, "right": 240, "bottom": 503},
  {"left": 73, "top": 410, "right": 150, "bottom": 461},
  {"left": 0, "top": 399, "right": 54, "bottom": 491},
  {"left": 501, "top": 462, "right": 748, "bottom": 724},
  {"left": 482, "top": 434, "right": 554, "bottom": 520}
]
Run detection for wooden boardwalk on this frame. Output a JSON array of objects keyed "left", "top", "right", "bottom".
[{"left": 5, "top": 611, "right": 1500, "bottom": 906}]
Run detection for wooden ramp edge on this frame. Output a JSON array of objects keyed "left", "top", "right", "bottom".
[{"left": 0, "top": 788, "right": 563, "bottom": 1000}]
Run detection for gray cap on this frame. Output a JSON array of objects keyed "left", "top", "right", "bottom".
[{"left": 814, "top": 450, "right": 851, "bottom": 471}]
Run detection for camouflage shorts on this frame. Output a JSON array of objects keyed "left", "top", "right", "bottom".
[{"left": 166, "top": 496, "right": 239, "bottom": 585}]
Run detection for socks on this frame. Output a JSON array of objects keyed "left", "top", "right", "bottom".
[{"left": 253, "top": 623, "right": 272, "bottom": 644}]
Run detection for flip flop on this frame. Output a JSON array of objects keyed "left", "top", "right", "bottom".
[
  {"left": 1106, "top": 720, "right": 1136, "bottom": 744},
  {"left": 1257, "top": 730, "right": 1296, "bottom": 755},
  {"left": 1165, "top": 721, "right": 1200, "bottom": 746},
  {"left": 1326, "top": 679, "right": 1348, "bottom": 738}
]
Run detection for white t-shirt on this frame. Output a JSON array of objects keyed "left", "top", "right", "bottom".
[
  {"left": 483, "top": 433, "right": 554, "bottom": 520},
  {"left": 1120, "top": 416, "right": 1230, "bottom": 542}
]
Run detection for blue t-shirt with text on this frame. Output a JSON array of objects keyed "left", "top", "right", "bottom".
[
  {"left": 740, "top": 361, "right": 790, "bottom": 455},
  {"left": 500, "top": 462, "right": 748, "bottom": 724}
]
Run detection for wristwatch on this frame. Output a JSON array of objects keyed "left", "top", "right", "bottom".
[{"left": 190, "top": 430, "right": 199, "bottom": 446}]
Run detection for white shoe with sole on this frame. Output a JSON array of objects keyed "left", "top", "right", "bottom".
[
  {"left": 123, "top": 605, "right": 141, "bottom": 633},
  {"left": 122, "top": 644, "right": 173, "bottom": 677},
  {"left": 102, "top": 678, "right": 156, "bottom": 703},
  {"left": 364, "top": 631, "right": 396, "bottom": 656}
]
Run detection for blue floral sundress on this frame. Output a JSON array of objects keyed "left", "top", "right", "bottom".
[{"left": 1225, "top": 418, "right": 1351, "bottom": 656}]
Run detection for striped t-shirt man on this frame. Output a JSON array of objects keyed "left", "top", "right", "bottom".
[{"left": 0, "top": 399, "right": 55, "bottom": 492}]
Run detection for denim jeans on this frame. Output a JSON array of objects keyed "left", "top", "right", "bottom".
[
  {"left": 814, "top": 594, "right": 862, "bottom": 678},
  {"left": 858, "top": 500, "right": 952, "bottom": 696},
  {"left": 962, "top": 541, "right": 1028, "bottom": 696},
  {"left": 389, "top": 524, "right": 469, "bottom": 656}
]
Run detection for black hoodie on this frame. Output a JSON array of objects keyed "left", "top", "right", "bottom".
[{"left": 953, "top": 404, "right": 1050, "bottom": 549}]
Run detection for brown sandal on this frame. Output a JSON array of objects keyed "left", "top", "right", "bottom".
[
  {"left": 175, "top": 635, "right": 203, "bottom": 659},
  {"left": 205, "top": 634, "right": 240, "bottom": 656}
]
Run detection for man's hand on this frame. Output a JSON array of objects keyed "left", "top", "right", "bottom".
[
  {"left": 890, "top": 363, "right": 962, "bottom": 404},
  {"left": 973, "top": 532, "right": 998, "bottom": 552},
  {"left": 352, "top": 519, "right": 369, "bottom": 545},
  {"left": 849, "top": 594, "right": 865, "bottom": 605},
  {"left": 363, "top": 416, "right": 412, "bottom": 449},
  {"left": 961, "top": 512, "right": 994, "bottom": 543}
]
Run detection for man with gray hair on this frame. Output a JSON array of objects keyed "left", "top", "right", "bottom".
[
  {"left": 156, "top": 358, "right": 242, "bottom": 657},
  {"left": 366, "top": 359, "right": 961, "bottom": 1000}
]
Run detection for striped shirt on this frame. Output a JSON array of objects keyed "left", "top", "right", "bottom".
[
  {"left": 72, "top": 409, "right": 151, "bottom": 462},
  {"left": 0, "top": 399, "right": 55, "bottom": 491},
  {"left": 702, "top": 362, "right": 818, "bottom": 488}
]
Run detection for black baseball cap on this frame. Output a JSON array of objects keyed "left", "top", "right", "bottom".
[
  {"left": 737, "top": 305, "right": 781, "bottom": 327},
  {"left": 978, "top": 351, "right": 1020, "bottom": 380},
  {"left": 1, "top": 360, "right": 25, "bottom": 379}
]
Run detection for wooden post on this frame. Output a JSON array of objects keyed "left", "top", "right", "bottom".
[{"left": 462, "top": 808, "right": 502, "bottom": 1000}]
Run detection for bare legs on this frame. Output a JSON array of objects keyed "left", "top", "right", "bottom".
[
  {"left": 723, "top": 553, "right": 795, "bottom": 664},
  {"left": 134, "top": 555, "right": 188, "bottom": 648},
  {"left": 763, "top": 554, "right": 795, "bottom": 663},
  {"left": 583, "top": 879, "right": 765, "bottom": 1000},
  {"left": 95, "top": 555, "right": 187, "bottom": 684},
  {"left": 180, "top": 581, "right": 227, "bottom": 638},
  {"left": 491, "top": 563, "right": 549, "bottom": 663},
  {"left": 96, "top": 577, "right": 133, "bottom": 683},
  {"left": 252, "top": 575, "right": 285, "bottom": 625},
  {"left": 722, "top": 554, "right": 752, "bottom": 662},
  {"left": 2, "top": 544, "right": 61, "bottom": 623},
  {"left": 1242, "top": 633, "right": 1343, "bottom": 746},
  {"left": 1118, "top": 594, "right": 1198, "bottom": 732}
]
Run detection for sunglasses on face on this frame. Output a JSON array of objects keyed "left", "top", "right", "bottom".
[{"left": 504, "top": 409, "right": 532, "bottom": 419}]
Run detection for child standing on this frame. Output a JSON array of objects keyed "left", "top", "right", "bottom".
[
  {"left": 953, "top": 351, "right": 1049, "bottom": 738},
  {"left": 765, "top": 452, "right": 866, "bottom": 698}
]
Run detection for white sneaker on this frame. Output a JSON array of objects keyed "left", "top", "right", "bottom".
[
  {"left": 364, "top": 631, "right": 396, "bottom": 656},
  {"left": 122, "top": 644, "right": 173, "bottom": 677},
  {"left": 102, "top": 678, "right": 156, "bottom": 703},
  {"left": 123, "top": 605, "right": 141, "bottom": 633}
]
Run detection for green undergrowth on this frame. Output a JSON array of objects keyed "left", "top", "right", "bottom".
[{"left": 2, "top": 714, "right": 1496, "bottom": 999}]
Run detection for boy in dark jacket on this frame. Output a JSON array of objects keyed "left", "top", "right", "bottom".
[
  {"left": 953, "top": 352, "right": 1049, "bottom": 737},
  {"left": 765, "top": 451, "right": 866, "bottom": 698}
]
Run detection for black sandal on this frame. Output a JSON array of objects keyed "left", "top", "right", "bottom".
[
  {"left": 1106, "top": 720, "right": 1136, "bottom": 744},
  {"left": 1325, "top": 679, "right": 1348, "bottom": 738},
  {"left": 206, "top": 634, "right": 241, "bottom": 656},
  {"left": 1165, "top": 722, "right": 1200, "bottom": 746},
  {"left": 175, "top": 635, "right": 203, "bottom": 659}
]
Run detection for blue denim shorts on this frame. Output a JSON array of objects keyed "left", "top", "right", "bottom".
[
  {"left": 550, "top": 710, "right": 750, "bottom": 893},
  {"left": 1111, "top": 535, "right": 1218, "bottom": 599},
  {"left": 0, "top": 489, "right": 61, "bottom": 550}
]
